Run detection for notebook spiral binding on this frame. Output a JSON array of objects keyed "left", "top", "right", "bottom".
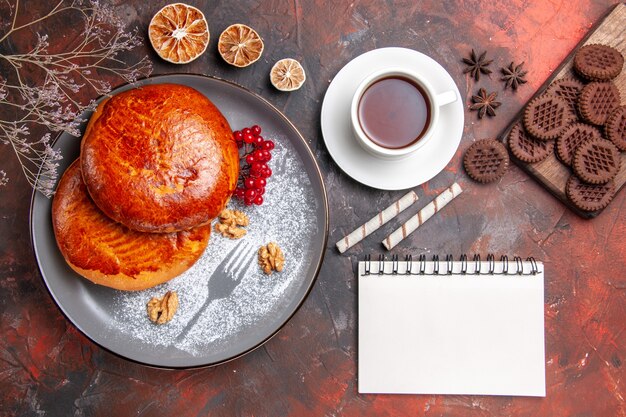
[{"left": 363, "top": 254, "right": 539, "bottom": 276}]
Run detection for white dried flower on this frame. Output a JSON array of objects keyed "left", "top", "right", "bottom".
[{"left": 0, "top": 0, "right": 153, "bottom": 198}]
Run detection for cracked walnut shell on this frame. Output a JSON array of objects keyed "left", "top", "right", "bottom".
[
  {"left": 147, "top": 290, "right": 179, "bottom": 324},
  {"left": 258, "top": 242, "right": 285, "bottom": 275}
]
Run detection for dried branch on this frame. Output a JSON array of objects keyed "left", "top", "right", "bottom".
[{"left": 0, "top": 0, "right": 152, "bottom": 197}]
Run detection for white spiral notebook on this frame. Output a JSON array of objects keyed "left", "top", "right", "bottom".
[{"left": 358, "top": 254, "right": 546, "bottom": 397}]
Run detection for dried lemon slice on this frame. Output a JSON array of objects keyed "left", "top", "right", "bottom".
[
  {"left": 148, "top": 3, "right": 209, "bottom": 64},
  {"left": 270, "top": 59, "right": 306, "bottom": 91},
  {"left": 218, "top": 24, "right": 264, "bottom": 67}
]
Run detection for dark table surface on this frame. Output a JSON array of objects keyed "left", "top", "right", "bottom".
[{"left": 1, "top": 1, "right": 625, "bottom": 416}]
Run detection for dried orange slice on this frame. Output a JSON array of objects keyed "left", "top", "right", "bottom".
[
  {"left": 148, "top": 3, "right": 209, "bottom": 64},
  {"left": 270, "top": 59, "right": 306, "bottom": 91},
  {"left": 218, "top": 24, "right": 264, "bottom": 67}
]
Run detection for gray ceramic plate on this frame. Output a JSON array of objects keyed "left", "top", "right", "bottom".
[{"left": 30, "top": 74, "right": 328, "bottom": 368}]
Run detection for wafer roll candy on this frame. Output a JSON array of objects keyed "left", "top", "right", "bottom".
[
  {"left": 382, "top": 182, "right": 463, "bottom": 250},
  {"left": 336, "top": 190, "right": 418, "bottom": 253}
]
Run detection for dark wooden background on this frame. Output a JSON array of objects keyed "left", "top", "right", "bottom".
[{"left": 1, "top": 1, "right": 625, "bottom": 416}]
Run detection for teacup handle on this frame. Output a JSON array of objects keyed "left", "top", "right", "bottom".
[{"left": 435, "top": 90, "right": 458, "bottom": 107}]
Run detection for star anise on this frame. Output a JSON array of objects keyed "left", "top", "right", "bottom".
[
  {"left": 501, "top": 61, "right": 528, "bottom": 90},
  {"left": 470, "top": 88, "right": 501, "bottom": 118},
  {"left": 462, "top": 49, "right": 493, "bottom": 81}
]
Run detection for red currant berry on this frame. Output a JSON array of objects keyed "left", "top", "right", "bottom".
[
  {"left": 252, "top": 150, "right": 264, "bottom": 161},
  {"left": 242, "top": 127, "right": 251, "bottom": 135},
  {"left": 264, "top": 167, "right": 272, "bottom": 178},
  {"left": 254, "top": 178, "right": 266, "bottom": 188},
  {"left": 234, "top": 187, "right": 245, "bottom": 198},
  {"left": 245, "top": 189, "right": 257, "bottom": 200},
  {"left": 243, "top": 133, "right": 255, "bottom": 144},
  {"left": 254, "top": 136, "right": 264, "bottom": 146},
  {"left": 261, "top": 150, "right": 271, "bottom": 161},
  {"left": 253, "top": 195, "right": 263, "bottom": 205},
  {"left": 251, "top": 125, "right": 261, "bottom": 135},
  {"left": 237, "top": 141, "right": 243, "bottom": 149},
  {"left": 264, "top": 140, "right": 275, "bottom": 150},
  {"left": 250, "top": 162, "right": 262, "bottom": 174},
  {"left": 245, "top": 154, "right": 255, "bottom": 165},
  {"left": 257, "top": 187, "right": 265, "bottom": 195},
  {"left": 233, "top": 130, "right": 243, "bottom": 140},
  {"left": 244, "top": 198, "right": 253, "bottom": 206},
  {"left": 244, "top": 177, "right": 255, "bottom": 189}
]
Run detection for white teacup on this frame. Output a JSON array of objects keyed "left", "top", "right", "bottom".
[{"left": 350, "top": 67, "right": 458, "bottom": 159}]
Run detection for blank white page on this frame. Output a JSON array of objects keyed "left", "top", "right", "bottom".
[{"left": 358, "top": 262, "right": 545, "bottom": 396}]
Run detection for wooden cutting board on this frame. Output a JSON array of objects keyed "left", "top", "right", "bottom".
[{"left": 499, "top": 3, "right": 626, "bottom": 219}]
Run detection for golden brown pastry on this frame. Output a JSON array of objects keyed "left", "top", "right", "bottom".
[
  {"left": 52, "top": 160, "right": 211, "bottom": 291},
  {"left": 80, "top": 83, "right": 239, "bottom": 233}
]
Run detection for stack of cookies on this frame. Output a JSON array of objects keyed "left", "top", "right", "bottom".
[{"left": 508, "top": 44, "right": 625, "bottom": 212}]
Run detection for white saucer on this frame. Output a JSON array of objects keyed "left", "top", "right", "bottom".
[{"left": 321, "top": 47, "right": 464, "bottom": 190}]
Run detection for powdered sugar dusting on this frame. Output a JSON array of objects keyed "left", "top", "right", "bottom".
[{"left": 108, "top": 135, "right": 319, "bottom": 357}]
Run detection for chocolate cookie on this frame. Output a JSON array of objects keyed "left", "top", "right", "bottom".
[
  {"left": 572, "top": 138, "right": 621, "bottom": 184},
  {"left": 524, "top": 95, "right": 575, "bottom": 141},
  {"left": 508, "top": 122, "right": 553, "bottom": 163},
  {"left": 546, "top": 78, "right": 584, "bottom": 112},
  {"left": 578, "top": 82, "right": 621, "bottom": 126},
  {"left": 573, "top": 44, "right": 624, "bottom": 81},
  {"left": 556, "top": 122, "right": 602, "bottom": 166},
  {"left": 463, "top": 139, "right": 509, "bottom": 183},
  {"left": 566, "top": 175, "right": 615, "bottom": 212},
  {"left": 605, "top": 105, "right": 626, "bottom": 151}
]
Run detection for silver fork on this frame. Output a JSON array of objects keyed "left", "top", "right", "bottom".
[{"left": 176, "top": 241, "right": 256, "bottom": 342}]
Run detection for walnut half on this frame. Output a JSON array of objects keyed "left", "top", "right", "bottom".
[
  {"left": 214, "top": 209, "right": 249, "bottom": 239},
  {"left": 258, "top": 242, "right": 285, "bottom": 275},
  {"left": 146, "top": 290, "right": 179, "bottom": 324},
  {"left": 219, "top": 209, "right": 249, "bottom": 226}
]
